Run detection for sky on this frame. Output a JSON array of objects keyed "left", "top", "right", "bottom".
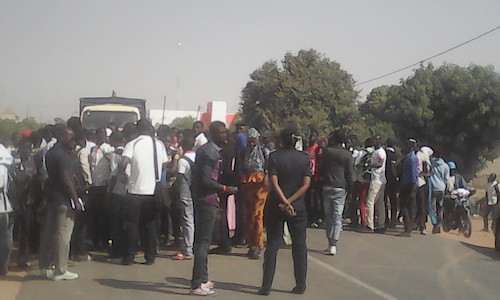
[{"left": 0, "top": 0, "right": 499, "bottom": 122}]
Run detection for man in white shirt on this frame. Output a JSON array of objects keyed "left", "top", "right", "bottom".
[
  {"left": 172, "top": 132, "right": 196, "bottom": 260},
  {"left": 88, "top": 127, "right": 114, "bottom": 250},
  {"left": 483, "top": 173, "right": 499, "bottom": 232},
  {"left": 118, "top": 119, "right": 168, "bottom": 265},
  {"left": 192, "top": 121, "right": 208, "bottom": 152},
  {"left": 364, "top": 135, "right": 387, "bottom": 233},
  {"left": 0, "top": 143, "right": 14, "bottom": 276}
]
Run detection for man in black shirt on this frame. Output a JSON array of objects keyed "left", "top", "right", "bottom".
[
  {"left": 319, "top": 129, "right": 354, "bottom": 255},
  {"left": 259, "top": 127, "right": 311, "bottom": 296},
  {"left": 385, "top": 138, "right": 399, "bottom": 228},
  {"left": 190, "top": 121, "right": 237, "bottom": 296},
  {"left": 39, "top": 124, "right": 82, "bottom": 281}
]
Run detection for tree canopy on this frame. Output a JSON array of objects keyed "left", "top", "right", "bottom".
[
  {"left": 240, "top": 49, "right": 358, "bottom": 136},
  {"left": 360, "top": 63, "right": 500, "bottom": 178},
  {"left": 168, "top": 115, "right": 195, "bottom": 130}
]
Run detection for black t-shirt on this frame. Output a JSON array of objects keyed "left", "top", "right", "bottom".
[
  {"left": 268, "top": 149, "right": 311, "bottom": 212},
  {"left": 385, "top": 148, "right": 398, "bottom": 183},
  {"left": 46, "top": 143, "right": 75, "bottom": 199}
]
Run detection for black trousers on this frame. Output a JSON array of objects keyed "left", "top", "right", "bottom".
[
  {"left": 305, "top": 180, "right": 323, "bottom": 224},
  {"left": 261, "top": 207, "right": 307, "bottom": 291},
  {"left": 191, "top": 200, "right": 218, "bottom": 289},
  {"left": 70, "top": 193, "right": 89, "bottom": 257},
  {"left": 88, "top": 185, "right": 109, "bottom": 248},
  {"left": 385, "top": 181, "right": 399, "bottom": 226},
  {"left": 233, "top": 190, "right": 247, "bottom": 242},
  {"left": 213, "top": 194, "right": 231, "bottom": 249},
  {"left": 121, "top": 194, "right": 158, "bottom": 263},
  {"left": 415, "top": 185, "right": 428, "bottom": 230},
  {"left": 399, "top": 185, "right": 417, "bottom": 233},
  {"left": 108, "top": 193, "right": 126, "bottom": 256}
]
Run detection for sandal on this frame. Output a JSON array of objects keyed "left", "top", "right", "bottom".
[{"left": 172, "top": 252, "right": 193, "bottom": 260}]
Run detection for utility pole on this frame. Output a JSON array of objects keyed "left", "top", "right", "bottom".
[{"left": 161, "top": 96, "right": 166, "bottom": 125}]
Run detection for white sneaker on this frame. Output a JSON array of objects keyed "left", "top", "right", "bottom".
[
  {"left": 202, "top": 281, "right": 214, "bottom": 290},
  {"left": 323, "top": 246, "right": 337, "bottom": 256},
  {"left": 53, "top": 271, "right": 79, "bottom": 281},
  {"left": 40, "top": 269, "right": 54, "bottom": 279}
]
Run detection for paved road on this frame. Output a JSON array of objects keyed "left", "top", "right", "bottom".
[{"left": 2, "top": 221, "right": 499, "bottom": 300}]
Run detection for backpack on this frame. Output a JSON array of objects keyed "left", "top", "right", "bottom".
[
  {"left": 6, "top": 163, "right": 31, "bottom": 212},
  {"left": 169, "top": 155, "right": 195, "bottom": 202},
  {"left": 357, "top": 152, "right": 372, "bottom": 181}
]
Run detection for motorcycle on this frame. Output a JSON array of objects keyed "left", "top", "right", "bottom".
[{"left": 442, "top": 188, "right": 475, "bottom": 238}]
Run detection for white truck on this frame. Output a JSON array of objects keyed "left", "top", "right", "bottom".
[{"left": 79, "top": 93, "right": 146, "bottom": 130}]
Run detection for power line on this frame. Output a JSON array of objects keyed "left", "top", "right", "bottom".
[{"left": 354, "top": 26, "right": 500, "bottom": 87}]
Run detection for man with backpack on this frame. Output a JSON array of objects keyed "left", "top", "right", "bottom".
[{"left": 353, "top": 138, "right": 374, "bottom": 229}]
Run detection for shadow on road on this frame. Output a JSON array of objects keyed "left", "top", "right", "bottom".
[
  {"left": 460, "top": 242, "right": 500, "bottom": 261},
  {"left": 95, "top": 278, "right": 189, "bottom": 295},
  {"left": 164, "top": 277, "right": 276, "bottom": 295},
  {"left": 95, "top": 277, "right": 269, "bottom": 296}
]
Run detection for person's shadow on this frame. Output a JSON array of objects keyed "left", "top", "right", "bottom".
[
  {"left": 460, "top": 242, "right": 500, "bottom": 261},
  {"left": 96, "top": 276, "right": 288, "bottom": 295}
]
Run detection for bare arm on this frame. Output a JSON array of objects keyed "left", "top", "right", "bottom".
[{"left": 270, "top": 174, "right": 311, "bottom": 205}]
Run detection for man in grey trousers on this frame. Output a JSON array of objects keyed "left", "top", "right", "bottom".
[{"left": 39, "top": 124, "right": 83, "bottom": 281}]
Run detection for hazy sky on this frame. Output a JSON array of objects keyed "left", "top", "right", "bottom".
[{"left": 1, "top": 0, "right": 499, "bottom": 122}]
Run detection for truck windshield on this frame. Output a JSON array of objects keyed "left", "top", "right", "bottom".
[{"left": 82, "top": 111, "right": 138, "bottom": 130}]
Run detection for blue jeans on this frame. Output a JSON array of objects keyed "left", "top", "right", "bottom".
[{"left": 323, "top": 187, "right": 347, "bottom": 242}]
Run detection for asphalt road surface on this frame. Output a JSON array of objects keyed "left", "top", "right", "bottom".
[{"left": 2, "top": 219, "right": 499, "bottom": 300}]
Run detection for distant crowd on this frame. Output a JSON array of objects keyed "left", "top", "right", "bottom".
[{"left": 0, "top": 117, "right": 499, "bottom": 296}]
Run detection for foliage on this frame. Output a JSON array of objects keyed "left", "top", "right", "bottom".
[
  {"left": 240, "top": 49, "right": 358, "bottom": 137},
  {"left": 0, "top": 117, "right": 45, "bottom": 141},
  {"left": 361, "top": 63, "right": 500, "bottom": 178},
  {"left": 168, "top": 116, "right": 195, "bottom": 130}
]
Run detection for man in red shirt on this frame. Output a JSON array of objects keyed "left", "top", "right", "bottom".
[{"left": 305, "top": 130, "right": 322, "bottom": 227}]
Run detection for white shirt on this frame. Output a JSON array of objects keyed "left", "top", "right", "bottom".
[
  {"left": 177, "top": 151, "right": 196, "bottom": 174},
  {"left": 123, "top": 135, "right": 168, "bottom": 195},
  {"left": 486, "top": 180, "right": 499, "bottom": 205},
  {"left": 0, "top": 144, "right": 13, "bottom": 213},
  {"left": 41, "top": 137, "right": 57, "bottom": 178},
  {"left": 85, "top": 140, "right": 96, "bottom": 155},
  {"left": 90, "top": 142, "right": 114, "bottom": 186},
  {"left": 192, "top": 132, "right": 208, "bottom": 152},
  {"left": 370, "top": 147, "right": 387, "bottom": 184}
]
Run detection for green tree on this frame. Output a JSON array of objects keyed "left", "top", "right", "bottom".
[
  {"left": 0, "top": 117, "right": 45, "bottom": 140},
  {"left": 169, "top": 116, "right": 195, "bottom": 130},
  {"left": 361, "top": 63, "right": 500, "bottom": 178},
  {"left": 240, "top": 49, "right": 358, "bottom": 136}
]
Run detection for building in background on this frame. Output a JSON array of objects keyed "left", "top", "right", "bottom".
[
  {"left": 0, "top": 108, "right": 19, "bottom": 121},
  {"left": 149, "top": 101, "right": 236, "bottom": 128}
]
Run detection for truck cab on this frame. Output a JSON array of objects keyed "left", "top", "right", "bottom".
[{"left": 80, "top": 94, "right": 146, "bottom": 130}]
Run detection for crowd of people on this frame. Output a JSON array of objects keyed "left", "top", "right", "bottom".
[{"left": 0, "top": 117, "right": 498, "bottom": 296}]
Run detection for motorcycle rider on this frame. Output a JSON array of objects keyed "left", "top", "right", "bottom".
[{"left": 447, "top": 161, "right": 468, "bottom": 191}]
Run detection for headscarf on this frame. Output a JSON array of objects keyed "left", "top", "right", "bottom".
[{"left": 244, "top": 128, "right": 265, "bottom": 173}]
